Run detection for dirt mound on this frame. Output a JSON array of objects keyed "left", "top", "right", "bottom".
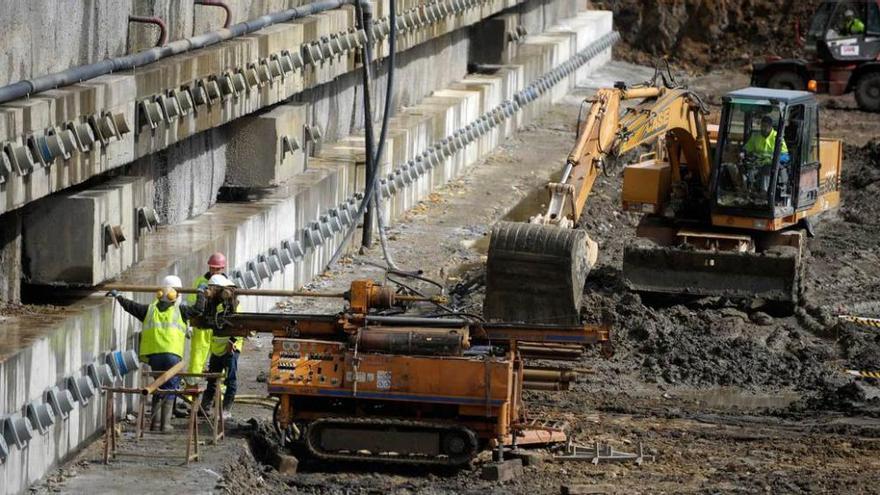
[
  {"left": 840, "top": 140, "right": 880, "bottom": 225},
  {"left": 593, "top": 0, "right": 821, "bottom": 73}
]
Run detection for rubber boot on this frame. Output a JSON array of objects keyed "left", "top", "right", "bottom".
[
  {"left": 221, "top": 396, "right": 234, "bottom": 420},
  {"left": 160, "top": 398, "right": 175, "bottom": 432},
  {"left": 149, "top": 395, "right": 162, "bottom": 431}
]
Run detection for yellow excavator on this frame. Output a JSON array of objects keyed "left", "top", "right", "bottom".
[{"left": 484, "top": 75, "right": 843, "bottom": 324}]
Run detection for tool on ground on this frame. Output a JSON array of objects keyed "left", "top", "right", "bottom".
[
  {"left": 484, "top": 66, "right": 843, "bottom": 324},
  {"left": 751, "top": 0, "right": 880, "bottom": 113},
  {"left": 194, "top": 278, "right": 610, "bottom": 466},
  {"left": 837, "top": 315, "right": 880, "bottom": 329},
  {"left": 553, "top": 440, "right": 654, "bottom": 465},
  {"left": 845, "top": 369, "right": 880, "bottom": 379}
]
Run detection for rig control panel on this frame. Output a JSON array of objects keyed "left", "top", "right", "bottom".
[{"left": 269, "top": 338, "right": 346, "bottom": 390}]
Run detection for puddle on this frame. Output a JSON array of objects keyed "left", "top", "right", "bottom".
[
  {"left": 459, "top": 171, "right": 562, "bottom": 257},
  {"left": 668, "top": 386, "right": 801, "bottom": 410}
]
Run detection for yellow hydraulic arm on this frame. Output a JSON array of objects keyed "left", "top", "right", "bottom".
[
  {"left": 484, "top": 81, "right": 712, "bottom": 324},
  {"left": 536, "top": 84, "right": 711, "bottom": 227}
]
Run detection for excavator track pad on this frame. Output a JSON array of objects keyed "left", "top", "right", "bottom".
[
  {"left": 305, "top": 417, "right": 478, "bottom": 466},
  {"left": 484, "top": 221, "right": 597, "bottom": 324}
]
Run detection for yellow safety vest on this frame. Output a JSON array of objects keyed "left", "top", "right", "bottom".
[
  {"left": 210, "top": 302, "right": 243, "bottom": 356},
  {"left": 188, "top": 275, "right": 210, "bottom": 305},
  {"left": 140, "top": 300, "right": 187, "bottom": 360},
  {"left": 745, "top": 129, "right": 788, "bottom": 162},
  {"left": 847, "top": 18, "right": 865, "bottom": 35}
]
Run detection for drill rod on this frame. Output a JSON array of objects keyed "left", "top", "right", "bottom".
[{"left": 98, "top": 284, "right": 435, "bottom": 302}]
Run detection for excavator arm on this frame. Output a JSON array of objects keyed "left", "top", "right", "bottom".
[{"left": 484, "top": 83, "right": 710, "bottom": 324}]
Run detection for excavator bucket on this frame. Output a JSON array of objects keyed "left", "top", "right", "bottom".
[
  {"left": 484, "top": 221, "right": 597, "bottom": 324},
  {"left": 622, "top": 239, "right": 802, "bottom": 303}
]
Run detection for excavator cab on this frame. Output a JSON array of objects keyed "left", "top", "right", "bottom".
[{"left": 713, "top": 88, "right": 821, "bottom": 219}]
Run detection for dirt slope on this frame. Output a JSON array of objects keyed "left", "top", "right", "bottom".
[{"left": 593, "top": 0, "right": 822, "bottom": 72}]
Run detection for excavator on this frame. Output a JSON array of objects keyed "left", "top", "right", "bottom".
[{"left": 484, "top": 71, "right": 843, "bottom": 324}]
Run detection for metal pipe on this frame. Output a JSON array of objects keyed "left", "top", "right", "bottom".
[
  {"left": 364, "top": 315, "right": 468, "bottom": 327},
  {"left": 128, "top": 16, "right": 169, "bottom": 47},
  {"left": 194, "top": 0, "right": 232, "bottom": 29},
  {"left": 523, "top": 369, "right": 577, "bottom": 383},
  {"left": 522, "top": 381, "right": 564, "bottom": 391},
  {"left": 359, "top": 1, "right": 376, "bottom": 250},
  {"left": 98, "top": 283, "right": 435, "bottom": 303},
  {"left": 101, "top": 283, "right": 346, "bottom": 298},
  {"left": 0, "top": 0, "right": 371, "bottom": 104}
]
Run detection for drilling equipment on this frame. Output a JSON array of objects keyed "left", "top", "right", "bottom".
[{"left": 194, "top": 279, "right": 610, "bottom": 466}]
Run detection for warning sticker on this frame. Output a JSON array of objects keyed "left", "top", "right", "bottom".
[
  {"left": 841, "top": 45, "right": 860, "bottom": 56},
  {"left": 377, "top": 370, "right": 392, "bottom": 390}
]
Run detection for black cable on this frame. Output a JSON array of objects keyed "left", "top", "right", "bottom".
[
  {"left": 325, "top": 4, "right": 382, "bottom": 268},
  {"left": 359, "top": 3, "right": 378, "bottom": 249}
]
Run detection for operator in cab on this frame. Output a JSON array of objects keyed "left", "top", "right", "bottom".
[
  {"left": 742, "top": 115, "right": 789, "bottom": 194},
  {"left": 841, "top": 9, "right": 866, "bottom": 35}
]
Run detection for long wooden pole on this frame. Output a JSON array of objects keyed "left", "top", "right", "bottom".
[{"left": 142, "top": 360, "right": 185, "bottom": 396}]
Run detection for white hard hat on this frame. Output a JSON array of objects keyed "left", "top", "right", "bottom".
[
  {"left": 161, "top": 275, "right": 183, "bottom": 288},
  {"left": 208, "top": 274, "right": 236, "bottom": 287},
  {"left": 845, "top": 9, "right": 855, "bottom": 16}
]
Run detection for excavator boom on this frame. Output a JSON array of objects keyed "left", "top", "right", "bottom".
[{"left": 484, "top": 84, "right": 679, "bottom": 324}]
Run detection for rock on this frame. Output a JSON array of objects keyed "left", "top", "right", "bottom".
[
  {"left": 750, "top": 311, "right": 773, "bottom": 326},
  {"left": 480, "top": 459, "right": 523, "bottom": 482},
  {"left": 507, "top": 450, "right": 544, "bottom": 467},
  {"left": 274, "top": 454, "right": 299, "bottom": 475}
]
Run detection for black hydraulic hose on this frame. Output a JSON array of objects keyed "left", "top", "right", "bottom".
[
  {"left": 371, "top": 0, "right": 400, "bottom": 267},
  {"left": 359, "top": 2, "right": 378, "bottom": 249},
  {"left": 327, "top": 0, "right": 397, "bottom": 267},
  {"left": 0, "top": 0, "right": 370, "bottom": 104},
  {"left": 326, "top": 2, "right": 382, "bottom": 268}
]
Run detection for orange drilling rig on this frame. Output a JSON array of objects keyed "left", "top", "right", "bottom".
[{"left": 195, "top": 279, "right": 609, "bottom": 466}]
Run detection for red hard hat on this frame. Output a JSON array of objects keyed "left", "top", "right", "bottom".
[{"left": 207, "top": 252, "right": 227, "bottom": 269}]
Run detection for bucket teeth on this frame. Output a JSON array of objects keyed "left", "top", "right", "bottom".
[{"left": 484, "top": 221, "right": 596, "bottom": 324}]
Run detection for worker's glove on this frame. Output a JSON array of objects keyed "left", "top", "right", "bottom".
[
  {"left": 197, "top": 283, "right": 209, "bottom": 293},
  {"left": 105, "top": 289, "right": 119, "bottom": 298},
  {"left": 226, "top": 339, "right": 236, "bottom": 354}
]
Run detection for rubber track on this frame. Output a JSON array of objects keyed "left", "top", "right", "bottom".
[{"left": 305, "top": 417, "right": 478, "bottom": 466}]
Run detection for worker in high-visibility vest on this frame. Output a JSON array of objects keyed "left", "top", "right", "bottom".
[
  {"left": 107, "top": 276, "right": 207, "bottom": 431},
  {"left": 842, "top": 9, "right": 866, "bottom": 35},
  {"left": 186, "top": 253, "right": 228, "bottom": 379},
  {"left": 743, "top": 115, "right": 789, "bottom": 193},
  {"left": 200, "top": 274, "right": 243, "bottom": 420}
]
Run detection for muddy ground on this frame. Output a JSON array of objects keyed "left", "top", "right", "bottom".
[{"left": 36, "top": 63, "right": 880, "bottom": 494}]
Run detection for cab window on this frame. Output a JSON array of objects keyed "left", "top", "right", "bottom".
[{"left": 868, "top": 2, "right": 880, "bottom": 33}]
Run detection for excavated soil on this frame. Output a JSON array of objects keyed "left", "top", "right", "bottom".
[{"left": 592, "top": 0, "right": 822, "bottom": 74}]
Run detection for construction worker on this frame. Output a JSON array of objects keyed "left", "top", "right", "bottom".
[
  {"left": 744, "top": 115, "right": 789, "bottom": 193},
  {"left": 107, "top": 277, "right": 207, "bottom": 431},
  {"left": 842, "top": 9, "right": 866, "bottom": 35},
  {"left": 186, "top": 252, "right": 228, "bottom": 379},
  {"left": 201, "top": 274, "right": 242, "bottom": 419}
]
